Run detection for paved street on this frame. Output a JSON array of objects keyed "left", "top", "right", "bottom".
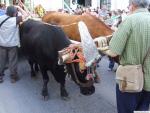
[{"left": 0, "top": 57, "right": 117, "bottom": 113}]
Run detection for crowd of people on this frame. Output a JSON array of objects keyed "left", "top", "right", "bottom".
[
  {"left": 58, "top": 5, "right": 128, "bottom": 30},
  {"left": 0, "top": 3, "right": 6, "bottom": 16},
  {"left": 0, "top": 0, "right": 150, "bottom": 113}
]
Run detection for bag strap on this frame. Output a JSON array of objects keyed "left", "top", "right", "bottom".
[
  {"left": 0, "top": 17, "right": 11, "bottom": 28},
  {"left": 142, "top": 47, "right": 150, "bottom": 66}
]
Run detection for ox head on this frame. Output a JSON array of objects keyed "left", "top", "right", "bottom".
[{"left": 58, "top": 44, "right": 99, "bottom": 95}]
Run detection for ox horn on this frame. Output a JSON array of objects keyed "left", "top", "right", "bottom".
[
  {"left": 62, "top": 53, "right": 70, "bottom": 62},
  {"left": 93, "top": 35, "right": 112, "bottom": 46},
  {"left": 70, "top": 39, "right": 80, "bottom": 44},
  {"left": 58, "top": 50, "right": 70, "bottom": 65}
]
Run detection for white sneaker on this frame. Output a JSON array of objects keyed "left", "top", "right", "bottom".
[{"left": 108, "top": 68, "right": 113, "bottom": 71}]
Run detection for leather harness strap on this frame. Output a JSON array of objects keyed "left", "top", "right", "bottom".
[{"left": 0, "top": 17, "right": 11, "bottom": 28}]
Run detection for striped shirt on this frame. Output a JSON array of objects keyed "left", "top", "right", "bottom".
[{"left": 109, "top": 8, "right": 150, "bottom": 91}]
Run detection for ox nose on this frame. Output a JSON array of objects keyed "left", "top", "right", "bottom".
[{"left": 80, "top": 85, "right": 95, "bottom": 96}]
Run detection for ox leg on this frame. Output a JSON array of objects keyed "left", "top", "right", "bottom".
[
  {"left": 41, "top": 67, "right": 49, "bottom": 100},
  {"left": 34, "top": 63, "right": 39, "bottom": 72},
  {"left": 28, "top": 59, "right": 36, "bottom": 77},
  {"left": 51, "top": 65, "right": 69, "bottom": 100},
  {"left": 60, "top": 83, "right": 69, "bottom": 100}
]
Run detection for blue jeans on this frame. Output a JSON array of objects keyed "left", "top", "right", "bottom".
[
  {"left": 109, "top": 58, "right": 115, "bottom": 70},
  {"left": 116, "top": 84, "right": 150, "bottom": 113}
]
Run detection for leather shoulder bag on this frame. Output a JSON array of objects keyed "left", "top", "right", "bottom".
[{"left": 116, "top": 47, "right": 150, "bottom": 92}]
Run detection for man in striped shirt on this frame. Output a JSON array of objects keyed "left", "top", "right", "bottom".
[{"left": 98, "top": 0, "right": 150, "bottom": 113}]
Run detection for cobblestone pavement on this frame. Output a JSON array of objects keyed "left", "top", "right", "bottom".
[{"left": 0, "top": 57, "right": 117, "bottom": 113}]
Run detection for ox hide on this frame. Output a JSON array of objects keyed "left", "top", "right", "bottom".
[{"left": 42, "top": 12, "right": 114, "bottom": 41}]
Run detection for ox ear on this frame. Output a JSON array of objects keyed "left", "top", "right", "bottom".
[{"left": 58, "top": 50, "right": 70, "bottom": 65}]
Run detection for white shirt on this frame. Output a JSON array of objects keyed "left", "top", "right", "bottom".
[{"left": 0, "top": 15, "right": 20, "bottom": 47}]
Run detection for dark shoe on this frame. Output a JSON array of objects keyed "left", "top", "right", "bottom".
[
  {"left": 11, "top": 75, "right": 20, "bottom": 83},
  {"left": 94, "top": 75, "right": 100, "bottom": 83},
  {"left": 0, "top": 76, "right": 3, "bottom": 83}
]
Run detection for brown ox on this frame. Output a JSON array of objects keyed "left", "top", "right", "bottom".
[
  {"left": 42, "top": 12, "right": 118, "bottom": 82},
  {"left": 42, "top": 12, "right": 119, "bottom": 63},
  {"left": 42, "top": 12, "right": 114, "bottom": 41}
]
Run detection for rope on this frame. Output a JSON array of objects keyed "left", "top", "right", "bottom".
[{"left": 43, "top": 22, "right": 78, "bottom": 28}]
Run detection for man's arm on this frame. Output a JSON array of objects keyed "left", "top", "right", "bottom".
[
  {"left": 97, "top": 17, "right": 132, "bottom": 57},
  {"left": 15, "top": 5, "right": 28, "bottom": 21}
]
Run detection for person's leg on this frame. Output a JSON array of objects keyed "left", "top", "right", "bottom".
[
  {"left": 116, "top": 84, "right": 143, "bottom": 113},
  {"left": 94, "top": 70, "right": 100, "bottom": 83},
  {"left": 108, "top": 57, "right": 115, "bottom": 71},
  {"left": 8, "top": 47, "right": 19, "bottom": 83},
  {"left": 0, "top": 46, "right": 7, "bottom": 83},
  {"left": 93, "top": 64, "right": 100, "bottom": 83},
  {"left": 109, "top": 59, "right": 115, "bottom": 70},
  {"left": 136, "top": 90, "right": 150, "bottom": 111}
]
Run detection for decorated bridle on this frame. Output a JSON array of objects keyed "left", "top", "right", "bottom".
[
  {"left": 59, "top": 44, "right": 98, "bottom": 87},
  {"left": 61, "top": 44, "right": 86, "bottom": 72}
]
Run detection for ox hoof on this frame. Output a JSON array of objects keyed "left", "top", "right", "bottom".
[
  {"left": 41, "top": 90, "right": 49, "bottom": 100},
  {"left": 42, "top": 95, "right": 49, "bottom": 101},
  {"left": 60, "top": 89, "right": 69, "bottom": 101},
  {"left": 61, "top": 90, "right": 69, "bottom": 97},
  {"left": 94, "top": 76, "right": 100, "bottom": 83},
  {"left": 31, "top": 72, "right": 36, "bottom": 78},
  {"left": 61, "top": 96, "right": 70, "bottom": 101}
]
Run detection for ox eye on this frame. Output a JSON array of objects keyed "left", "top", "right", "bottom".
[
  {"left": 74, "top": 55, "right": 78, "bottom": 59},
  {"left": 95, "top": 41, "right": 98, "bottom": 47},
  {"left": 72, "top": 49, "right": 75, "bottom": 53}
]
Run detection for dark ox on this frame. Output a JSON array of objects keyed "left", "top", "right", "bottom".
[{"left": 19, "top": 19, "right": 95, "bottom": 99}]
